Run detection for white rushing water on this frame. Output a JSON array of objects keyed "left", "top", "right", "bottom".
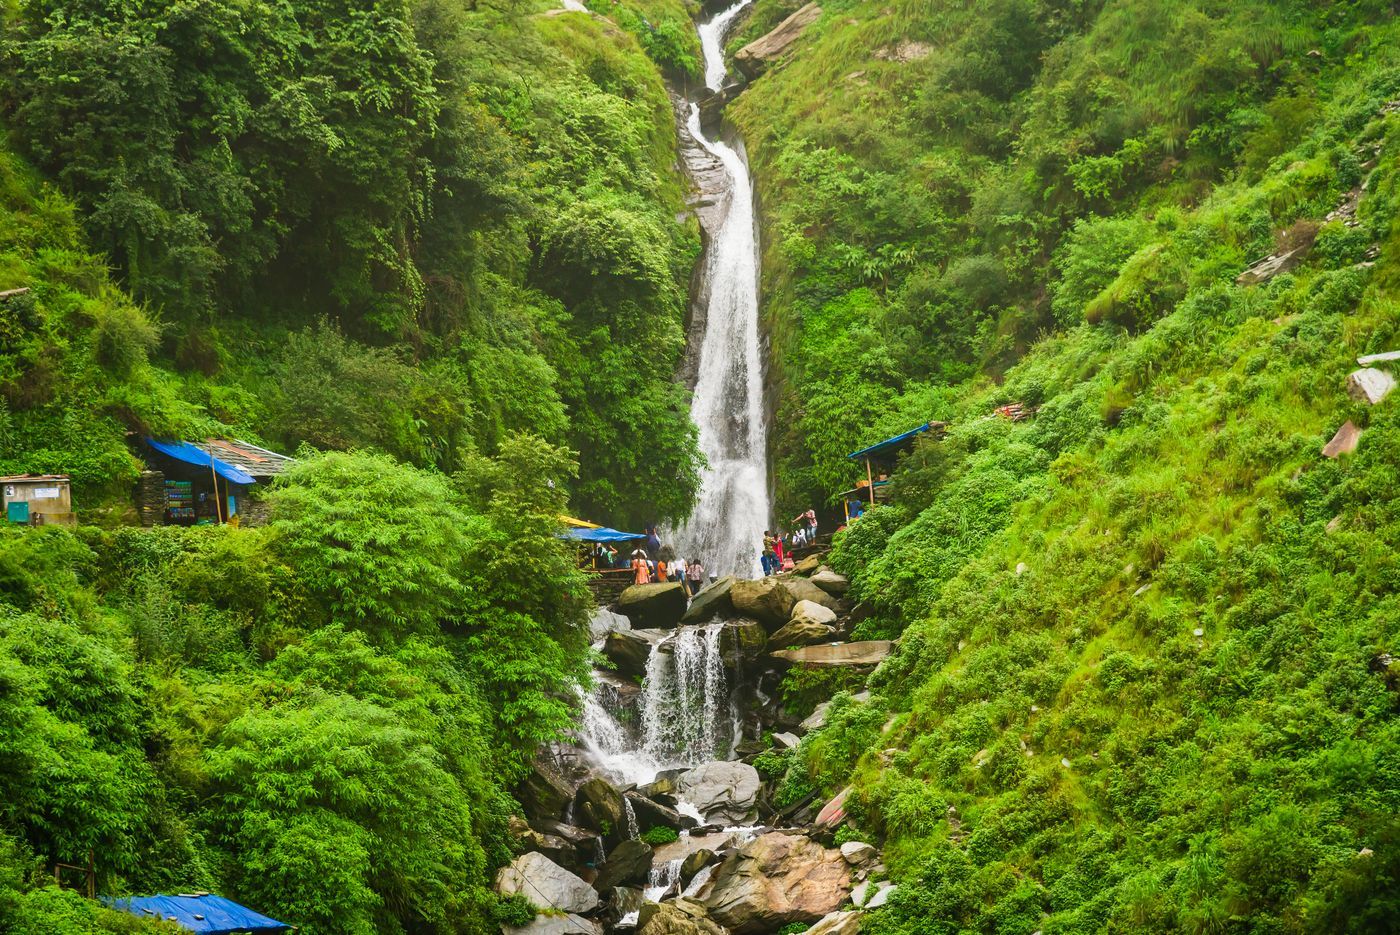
[
  {"left": 578, "top": 624, "right": 737, "bottom": 785},
  {"left": 670, "top": 0, "right": 771, "bottom": 580}
]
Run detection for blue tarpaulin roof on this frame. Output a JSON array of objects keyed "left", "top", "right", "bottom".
[
  {"left": 145, "top": 439, "right": 258, "bottom": 485},
  {"left": 847, "top": 422, "right": 934, "bottom": 461},
  {"left": 103, "top": 894, "right": 290, "bottom": 933},
  {"left": 561, "top": 526, "right": 646, "bottom": 543}
]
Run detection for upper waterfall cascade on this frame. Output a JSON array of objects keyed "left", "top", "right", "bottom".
[{"left": 670, "top": 0, "right": 771, "bottom": 580}]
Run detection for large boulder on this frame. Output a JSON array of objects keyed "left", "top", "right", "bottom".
[
  {"left": 618, "top": 583, "right": 688, "bottom": 629},
  {"left": 783, "top": 576, "right": 840, "bottom": 611},
  {"left": 814, "top": 788, "right": 850, "bottom": 831},
  {"left": 810, "top": 567, "right": 850, "bottom": 595},
  {"left": 574, "top": 776, "right": 627, "bottom": 844},
  {"left": 792, "top": 553, "right": 824, "bottom": 575},
  {"left": 734, "top": 2, "right": 822, "bottom": 78},
  {"left": 1348, "top": 367, "right": 1396, "bottom": 405},
  {"left": 770, "top": 641, "right": 892, "bottom": 668},
  {"left": 771, "top": 601, "right": 838, "bottom": 647},
  {"left": 682, "top": 576, "right": 735, "bottom": 623},
  {"left": 608, "top": 886, "right": 645, "bottom": 925},
  {"left": 718, "top": 618, "right": 768, "bottom": 668},
  {"left": 594, "top": 838, "right": 655, "bottom": 891},
  {"left": 503, "top": 915, "right": 602, "bottom": 935},
  {"left": 511, "top": 817, "right": 585, "bottom": 873},
  {"left": 655, "top": 830, "right": 737, "bottom": 867},
  {"left": 808, "top": 911, "right": 865, "bottom": 935},
  {"left": 496, "top": 851, "right": 600, "bottom": 914},
  {"left": 680, "top": 848, "right": 718, "bottom": 884},
  {"left": 701, "top": 832, "right": 852, "bottom": 933},
  {"left": 638, "top": 899, "right": 727, "bottom": 935},
  {"left": 518, "top": 757, "right": 575, "bottom": 821},
  {"left": 730, "top": 578, "right": 796, "bottom": 628},
  {"left": 602, "top": 629, "right": 665, "bottom": 678},
  {"left": 626, "top": 790, "right": 695, "bottom": 832},
  {"left": 675, "top": 761, "right": 762, "bottom": 824},
  {"left": 590, "top": 606, "right": 632, "bottom": 640}
]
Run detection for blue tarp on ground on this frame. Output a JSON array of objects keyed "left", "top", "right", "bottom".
[
  {"left": 145, "top": 439, "right": 258, "bottom": 485},
  {"left": 561, "top": 526, "right": 646, "bottom": 543},
  {"left": 847, "top": 422, "right": 934, "bottom": 461},
  {"left": 103, "top": 894, "right": 290, "bottom": 933}
]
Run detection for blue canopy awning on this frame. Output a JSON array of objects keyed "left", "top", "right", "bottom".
[
  {"left": 103, "top": 894, "right": 290, "bottom": 933},
  {"left": 561, "top": 526, "right": 646, "bottom": 543},
  {"left": 145, "top": 438, "right": 258, "bottom": 485},
  {"left": 847, "top": 422, "right": 935, "bottom": 461}
]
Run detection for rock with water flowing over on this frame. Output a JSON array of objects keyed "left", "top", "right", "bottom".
[
  {"left": 675, "top": 761, "right": 762, "bottom": 823},
  {"left": 682, "top": 575, "right": 736, "bottom": 623},
  {"left": 770, "top": 640, "right": 892, "bottom": 668},
  {"left": 626, "top": 789, "right": 695, "bottom": 832},
  {"left": 496, "top": 851, "right": 600, "bottom": 914},
  {"left": 594, "top": 838, "right": 655, "bottom": 891},
  {"left": 637, "top": 899, "right": 728, "bottom": 935},
  {"left": 503, "top": 915, "right": 603, "bottom": 935},
  {"left": 574, "top": 776, "right": 627, "bottom": 844},
  {"left": 681, "top": 848, "right": 718, "bottom": 884},
  {"left": 810, "top": 567, "right": 850, "bottom": 594},
  {"left": 701, "top": 831, "right": 852, "bottom": 932},
  {"left": 619, "top": 582, "right": 689, "bottom": 629},
  {"left": 602, "top": 629, "right": 666, "bottom": 678},
  {"left": 734, "top": 2, "right": 822, "bottom": 78},
  {"left": 782, "top": 575, "right": 840, "bottom": 611},
  {"left": 718, "top": 618, "right": 768, "bottom": 667},
  {"left": 807, "top": 910, "right": 865, "bottom": 935},
  {"left": 730, "top": 577, "right": 796, "bottom": 628},
  {"left": 518, "top": 757, "right": 575, "bottom": 821}
]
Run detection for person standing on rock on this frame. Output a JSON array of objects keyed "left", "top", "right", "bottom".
[
  {"left": 654, "top": 555, "right": 671, "bottom": 583},
  {"left": 672, "top": 555, "right": 690, "bottom": 596},
  {"left": 631, "top": 549, "right": 652, "bottom": 585},
  {"left": 645, "top": 525, "right": 661, "bottom": 559},
  {"left": 687, "top": 558, "right": 705, "bottom": 592}
]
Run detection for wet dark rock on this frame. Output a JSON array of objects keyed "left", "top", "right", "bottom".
[
  {"left": 618, "top": 582, "right": 689, "bottom": 629},
  {"left": 682, "top": 575, "right": 736, "bottom": 623},
  {"left": 626, "top": 790, "right": 696, "bottom": 832},
  {"left": 594, "top": 838, "right": 655, "bottom": 891},
  {"left": 602, "top": 629, "right": 666, "bottom": 678},
  {"left": 574, "top": 776, "right": 627, "bottom": 845},
  {"left": 719, "top": 618, "right": 768, "bottom": 668},
  {"left": 518, "top": 757, "right": 575, "bottom": 821},
  {"left": 681, "top": 848, "right": 718, "bottom": 884}
]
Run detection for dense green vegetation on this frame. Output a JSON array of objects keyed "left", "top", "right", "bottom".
[
  {"left": 0, "top": 0, "right": 703, "bottom": 527},
  {"left": 0, "top": 0, "right": 700, "bottom": 929},
  {"left": 736, "top": 0, "right": 1400, "bottom": 930}
]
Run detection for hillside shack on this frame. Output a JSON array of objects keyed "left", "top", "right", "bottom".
[{"left": 2, "top": 474, "right": 74, "bottom": 525}]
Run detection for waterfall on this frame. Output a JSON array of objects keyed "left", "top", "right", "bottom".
[
  {"left": 670, "top": 0, "right": 771, "bottom": 580},
  {"left": 645, "top": 858, "right": 685, "bottom": 902},
  {"left": 578, "top": 623, "right": 736, "bottom": 783},
  {"left": 641, "top": 624, "right": 733, "bottom": 765}
]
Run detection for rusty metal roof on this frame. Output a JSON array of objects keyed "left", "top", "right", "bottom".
[{"left": 202, "top": 440, "right": 295, "bottom": 478}]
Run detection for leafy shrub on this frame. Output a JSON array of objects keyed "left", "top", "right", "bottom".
[
  {"left": 489, "top": 893, "right": 536, "bottom": 927},
  {"left": 640, "top": 826, "right": 679, "bottom": 845}
]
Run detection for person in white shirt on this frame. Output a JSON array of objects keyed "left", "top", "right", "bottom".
[{"left": 672, "top": 557, "right": 690, "bottom": 596}]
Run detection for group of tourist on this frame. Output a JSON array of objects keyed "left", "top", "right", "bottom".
[
  {"left": 630, "top": 547, "right": 705, "bottom": 596},
  {"left": 759, "top": 508, "right": 819, "bottom": 575}
]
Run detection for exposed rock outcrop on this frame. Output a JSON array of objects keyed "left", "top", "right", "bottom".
[
  {"left": 1348, "top": 367, "right": 1396, "bottom": 405},
  {"left": 782, "top": 575, "right": 840, "bottom": 611},
  {"left": 503, "top": 915, "right": 602, "bottom": 935},
  {"left": 627, "top": 789, "right": 695, "bottom": 832},
  {"left": 719, "top": 618, "right": 768, "bottom": 668},
  {"left": 808, "top": 910, "right": 865, "bottom": 935},
  {"left": 593, "top": 838, "right": 655, "bottom": 891},
  {"left": 676, "top": 761, "right": 762, "bottom": 823},
  {"left": 618, "top": 582, "right": 689, "bottom": 629},
  {"left": 1323, "top": 420, "right": 1363, "bottom": 458},
  {"left": 769, "top": 612, "right": 836, "bottom": 648},
  {"left": 731, "top": 577, "right": 796, "bottom": 627},
  {"left": 682, "top": 575, "right": 736, "bottom": 623},
  {"left": 602, "top": 628, "right": 665, "bottom": 678},
  {"left": 771, "top": 640, "right": 892, "bottom": 667},
  {"left": 810, "top": 567, "right": 849, "bottom": 594},
  {"left": 518, "top": 757, "right": 575, "bottom": 821},
  {"left": 638, "top": 899, "right": 728, "bottom": 935},
  {"left": 734, "top": 3, "right": 822, "bottom": 78},
  {"left": 496, "top": 851, "right": 600, "bottom": 914},
  {"left": 574, "top": 776, "right": 627, "bottom": 844},
  {"left": 701, "top": 832, "right": 852, "bottom": 933}
]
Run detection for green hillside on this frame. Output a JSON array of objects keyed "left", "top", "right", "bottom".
[{"left": 732, "top": 0, "right": 1400, "bottom": 930}]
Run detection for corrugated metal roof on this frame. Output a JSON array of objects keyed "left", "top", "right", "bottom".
[
  {"left": 847, "top": 422, "right": 936, "bottom": 461},
  {"left": 202, "top": 439, "right": 295, "bottom": 478}
]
